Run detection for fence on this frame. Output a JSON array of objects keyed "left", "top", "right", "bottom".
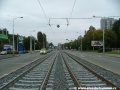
[{"left": 112, "top": 48, "right": 120, "bottom": 52}]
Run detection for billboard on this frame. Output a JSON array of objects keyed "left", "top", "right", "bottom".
[
  {"left": 0, "top": 34, "right": 8, "bottom": 39},
  {"left": 91, "top": 41, "right": 103, "bottom": 46},
  {"left": 18, "top": 37, "right": 24, "bottom": 54},
  {"left": 3, "top": 45, "right": 13, "bottom": 50}
]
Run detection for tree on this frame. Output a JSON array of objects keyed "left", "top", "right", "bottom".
[
  {"left": 82, "top": 28, "right": 102, "bottom": 50},
  {"left": 37, "top": 31, "right": 47, "bottom": 49},
  {"left": 89, "top": 25, "right": 96, "bottom": 30},
  {"left": 42, "top": 33, "right": 47, "bottom": 48},
  {"left": 37, "top": 31, "right": 43, "bottom": 49},
  {"left": 105, "top": 29, "right": 117, "bottom": 48},
  {"left": 0, "top": 28, "right": 9, "bottom": 35},
  {"left": 94, "top": 30, "right": 102, "bottom": 40},
  {"left": 112, "top": 19, "right": 120, "bottom": 47},
  {"left": 49, "top": 42, "right": 54, "bottom": 47},
  {"left": 24, "top": 36, "right": 30, "bottom": 50}
]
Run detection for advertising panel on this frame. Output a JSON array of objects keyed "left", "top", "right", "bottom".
[
  {"left": 91, "top": 41, "right": 103, "bottom": 46},
  {"left": 3, "top": 45, "right": 13, "bottom": 50},
  {"left": 0, "top": 34, "right": 8, "bottom": 39},
  {"left": 18, "top": 37, "right": 24, "bottom": 54}
]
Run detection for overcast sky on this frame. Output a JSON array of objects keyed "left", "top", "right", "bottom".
[{"left": 0, "top": 0, "right": 120, "bottom": 45}]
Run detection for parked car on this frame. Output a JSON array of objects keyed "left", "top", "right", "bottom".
[
  {"left": 47, "top": 49, "right": 52, "bottom": 53},
  {"left": 40, "top": 48, "right": 47, "bottom": 54},
  {"left": 0, "top": 51, "right": 7, "bottom": 55}
]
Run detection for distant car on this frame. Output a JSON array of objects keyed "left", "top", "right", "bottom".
[
  {"left": 47, "top": 49, "right": 52, "bottom": 53},
  {"left": 0, "top": 51, "right": 7, "bottom": 55},
  {"left": 40, "top": 48, "right": 47, "bottom": 54}
]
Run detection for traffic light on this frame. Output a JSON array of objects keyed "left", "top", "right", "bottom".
[{"left": 57, "top": 25, "right": 60, "bottom": 28}]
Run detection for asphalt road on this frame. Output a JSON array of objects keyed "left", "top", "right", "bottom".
[
  {"left": 1, "top": 50, "right": 120, "bottom": 79},
  {"left": 65, "top": 50, "right": 120, "bottom": 75},
  {"left": 0, "top": 52, "right": 46, "bottom": 79},
  {"left": 0, "top": 54, "right": 15, "bottom": 60}
]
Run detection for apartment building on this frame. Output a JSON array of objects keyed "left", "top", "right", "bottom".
[{"left": 100, "top": 18, "right": 117, "bottom": 30}]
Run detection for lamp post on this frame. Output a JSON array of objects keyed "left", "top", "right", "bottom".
[
  {"left": 13, "top": 17, "right": 23, "bottom": 56},
  {"left": 43, "top": 33, "right": 45, "bottom": 48},
  {"left": 77, "top": 32, "right": 82, "bottom": 51},
  {"left": 66, "top": 39, "right": 70, "bottom": 50},
  {"left": 93, "top": 16, "right": 105, "bottom": 53},
  {"left": 93, "top": 15, "right": 120, "bottom": 53},
  {"left": 34, "top": 38, "right": 36, "bottom": 52},
  {"left": 80, "top": 35, "right": 82, "bottom": 51},
  {"left": 30, "top": 30, "right": 35, "bottom": 53},
  {"left": 76, "top": 32, "right": 79, "bottom": 48}
]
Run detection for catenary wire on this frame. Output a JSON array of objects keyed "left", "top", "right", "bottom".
[
  {"left": 38, "top": 0, "right": 49, "bottom": 24},
  {"left": 37, "top": 0, "right": 57, "bottom": 45},
  {"left": 62, "top": 0, "right": 77, "bottom": 44}
]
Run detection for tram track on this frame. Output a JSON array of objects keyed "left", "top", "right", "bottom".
[
  {"left": 63, "top": 51, "right": 120, "bottom": 90},
  {"left": 0, "top": 52, "right": 57, "bottom": 90},
  {"left": 0, "top": 51, "right": 120, "bottom": 90}
]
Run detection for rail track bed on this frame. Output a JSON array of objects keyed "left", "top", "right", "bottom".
[
  {"left": 0, "top": 51, "right": 120, "bottom": 90},
  {"left": 0, "top": 52, "right": 57, "bottom": 90},
  {"left": 63, "top": 51, "right": 120, "bottom": 90}
]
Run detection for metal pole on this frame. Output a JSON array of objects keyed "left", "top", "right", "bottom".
[
  {"left": 103, "top": 27, "right": 105, "bottom": 53},
  {"left": 17, "top": 37, "right": 18, "bottom": 52},
  {"left": 93, "top": 30, "right": 94, "bottom": 51},
  {"left": 13, "top": 19, "right": 15, "bottom": 56},
  {"left": 31, "top": 36, "right": 32, "bottom": 53},
  {"left": 101, "top": 17, "right": 105, "bottom": 54},
  {"left": 30, "top": 34, "right": 32, "bottom": 53},
  {"left": 43, "top": 34, "right": 45, "bottom": 48},
  {"left": 12, "top": 17, "right": 23, "bottom": 56},
  {"left": 30, "top": 30, "right": 35, "bottom": 53},
  {"left": 30, "top": 32, "right": 31, "bottom": 53},
  {"left": 81, "top": 36, "right": 82, "bottom": 51},
  {"left": 34, "top": 38, "right": 35, "bottom": 52}
]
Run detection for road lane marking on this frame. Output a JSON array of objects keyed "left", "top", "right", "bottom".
[{"left": 3, "top": 73, "right": 8, "bottom": 76}]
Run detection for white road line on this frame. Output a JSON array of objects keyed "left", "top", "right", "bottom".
[
  {"left": 3, "top": 73, "right": 8, "bottom": 76},
  {"left": 107, "top": 59, "right": 120, "bottom": 63},
  {"left": 80, "top": 55, "right": 85, "bottom": 57}
]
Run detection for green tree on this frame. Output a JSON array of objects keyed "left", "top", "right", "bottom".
[
  {"left": 24, "top": 36, "right": 30, "bottom": 50},
  {"left": 37, "top": 31, "right": 47, "bottom": 49},
  {"left": 105, "top": 29, "right": 117, "bottom": 48},
  {"left": 82, "top": 28, "right": 102, "bottom": 50},
  {"left": 42, "top": 33, "right": 47, "bottom": 48},
  {"left": 112, "top": 19, "right": 120, "bottom": 47},
  {"left": 37, "top": 31, "right": 43, "bottom": 49}
]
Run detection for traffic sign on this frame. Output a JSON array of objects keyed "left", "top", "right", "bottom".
[
  {"left": 0, "top": 34, "right": 8, "bottom": 39},
  {"left": 91, "top": 41, "right": 103, "bottom": 46}
]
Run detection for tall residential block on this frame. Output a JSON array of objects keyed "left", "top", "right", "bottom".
[{"left": 100, "top": 18, "right": 117, "bottom": 30}]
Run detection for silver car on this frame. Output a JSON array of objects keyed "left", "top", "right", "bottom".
[
  {"left": 40, "top": 48, "right": 47, "bottom": 54},
  {"left": 0, "top": 51, "right": 7, "bottom": 55}
]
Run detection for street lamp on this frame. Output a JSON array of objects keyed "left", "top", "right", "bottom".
[
  {"left": 76, "top": 32, "right": 79, "bottom": 48},
  {"left": 93, "top": 15, "right": 106, "bottom": 53},
  {"left": 93, "top": 15, "right": 120, "bottom": 53},
  {"left": 43, "top": 33, "right": 45, "bottom": 48},
  {"left": 13, "top": 17, "right": 23, "bottom": 56},
  {"left": 76, "top": 32, "right": 83, "bottom": 51},
  {"left": 80, "top": 35, "right": 82, "bottom": 51},
  {"left": 30, "top": 30, "right": 35, "bottom": 53},
  {"left": 34, "top": 38, "right": 36, "bottom": 52}
]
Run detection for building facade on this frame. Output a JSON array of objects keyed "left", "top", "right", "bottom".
[{"left": 100, "top": 18, "right": 117, "bottom": 30}]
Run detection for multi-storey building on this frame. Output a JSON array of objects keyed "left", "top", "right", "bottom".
[{"left": 100, "top": 18, "right": 117, "bottom": 30}]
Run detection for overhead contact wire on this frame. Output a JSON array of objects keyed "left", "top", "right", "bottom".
[
  {"left": 37, "top": 0, "right": 56, "bottom": 45},
  {"left": 38, "top": 0, "right": 49, "bottom": 24},
  {"left": 62, "top": 0, "right": 77, "bottom": 43}
]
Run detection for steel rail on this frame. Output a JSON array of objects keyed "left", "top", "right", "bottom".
[
  {"left": 64, "top": 52, "right": 120, "bottom": 90},
  {"left": 39, "top": 54, "right": 58, "bottom": 90},
  {"left": 61, "top": 53, "right": 81, "bottom": 90},
  {"left": 0, "top": 54, "right": 52, "bottom": 90}
]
